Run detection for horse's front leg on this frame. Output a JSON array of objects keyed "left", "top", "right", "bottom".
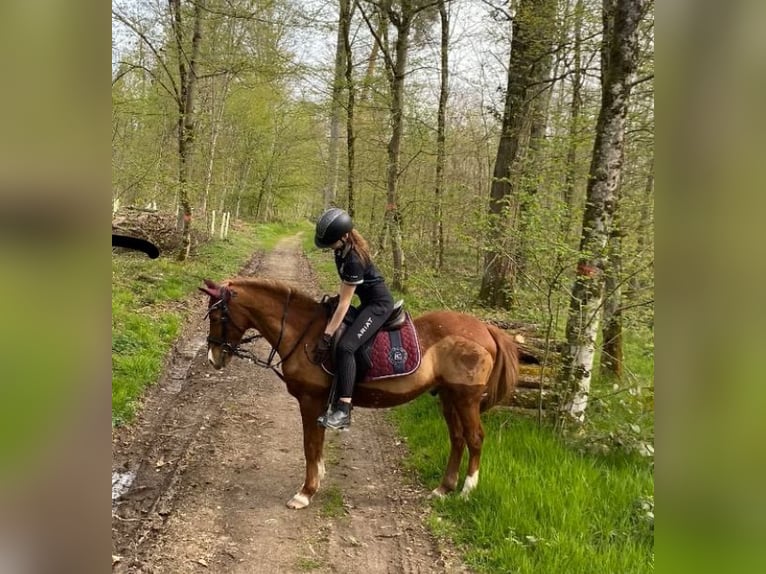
[{"left": 287, "top": 394, "right": 327, "bottom": 509}]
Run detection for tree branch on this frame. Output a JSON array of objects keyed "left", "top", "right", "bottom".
[
  {"left": 187, "top": 0, "right": 273, "bottom": 23},
  {"left": 113, "top": 62, "right": 178, "bottom": 101},
  {"left": 112, "top": 9, "right": 180, "bottom": 103},
  {"left": 356, "top": 0, "right": 395, "bottom": 72},
  {"left": 629, "top": 73, "right": 654, "bottom": 88}
]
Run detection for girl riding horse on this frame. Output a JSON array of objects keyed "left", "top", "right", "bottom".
[{"left": 312, "top": 208, "right": 394, "bottom": 430}]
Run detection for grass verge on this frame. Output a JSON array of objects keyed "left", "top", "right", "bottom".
[{"left": 391, "top": 397, "right": 654, "bottom": 573}]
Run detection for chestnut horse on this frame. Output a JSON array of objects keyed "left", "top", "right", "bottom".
[{"left": 200, "top": 277, "right": 519, "bottom": 509}]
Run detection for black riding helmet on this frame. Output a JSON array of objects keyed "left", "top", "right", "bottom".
[{"left": 315, "top": 207, "right": 353, "bottom": 248}]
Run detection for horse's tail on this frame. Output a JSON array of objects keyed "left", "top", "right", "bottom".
[{"left": 481, "top": 325, "right": 520, "bottom": 412}]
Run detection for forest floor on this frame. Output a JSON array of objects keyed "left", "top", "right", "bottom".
[{"left": 112, "top": 234, "right": 471, "bottom": 574}]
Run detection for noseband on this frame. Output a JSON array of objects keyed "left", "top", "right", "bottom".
[{"left": 205, "top": 288, "right": 302, "bottom": 376}]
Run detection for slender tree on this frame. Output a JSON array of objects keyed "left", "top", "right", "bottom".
[
  {"left": 561, "top": 0, "right": 586, "bottom": 244},
  {"left": 600, "top": 180, "right": 624, "bottom": 379},
  {"left": 357, "top": 0, "right": 426, "bottom": 291},
  {"left": 326, "top": 0, "right": 350, "bottom": 208},
  {"left": 433, "top": 0, "right": 449, "bottom": 272},
  {"left": 170, "top": 0, "right": 204, "bottom": 261},
  {"left": 201, "top": 72, "right": 232, "bottom": 227},
  {"left": 342, "top": 0, "right": 357, "bottom": 216},
  {"left": 559, "top": 0, "right": 649, "bottom": 420}
]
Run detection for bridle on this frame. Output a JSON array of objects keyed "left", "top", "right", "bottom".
[{"left": 204, "top": 287, "right": 318, "bottom": 380}]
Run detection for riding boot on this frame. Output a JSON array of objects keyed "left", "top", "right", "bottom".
[{"left": 318, "top": 402, "right": 351, "bottom": 430}]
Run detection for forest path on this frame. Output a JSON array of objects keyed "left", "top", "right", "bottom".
[{"left": 112, "top": 234, "right": 470, "bottom": 574}]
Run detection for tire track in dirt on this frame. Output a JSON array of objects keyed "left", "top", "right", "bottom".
[{"left": 113, "top": 235, "right": 471, "bottom": 574}]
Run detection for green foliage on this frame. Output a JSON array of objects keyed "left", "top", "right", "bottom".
[
  {"left": 111, "top": 221, "right": 285, "bottom": 425},
  {"left": 390, "top": 397, "right": 654, "bottom": 573},
  {"left": 112, "top": 0, "right": 325, "bottom": 219}
]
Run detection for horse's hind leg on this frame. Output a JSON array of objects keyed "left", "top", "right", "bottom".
[
  {"left": 455, "top": 399, "right": 485, "bottom": 498},
  {"left": 287, "top": 394, "right": 326, "bottom": 509},
  {"left": 431, "top": 394, "right": 465, "bottom": 498}
]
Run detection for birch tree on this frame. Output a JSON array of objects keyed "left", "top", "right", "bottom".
[{"left": 559, "top": 0, "right": 650, "bottom": 420}]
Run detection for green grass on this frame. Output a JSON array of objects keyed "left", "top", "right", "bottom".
[
  {"left": 390, "top": 397, "right": 654, "bottom": 573},
  {"left": 295, "top": 557, "right": 323, "bottom": 571},
  {"left": 295, "top": 557, "right": 322, "bottom": 572},
  {"left": 112, "top": 221, "right": 301, "bottom": 425},
  {"left": 318, "top": 485, "right": 346, "bottom": 518}
]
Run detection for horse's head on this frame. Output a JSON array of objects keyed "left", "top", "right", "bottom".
[{"left": 199, "top": 279, "right": 249, "bottom": 370}]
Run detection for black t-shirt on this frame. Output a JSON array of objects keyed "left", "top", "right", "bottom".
[{"left": 334, "top": 245, "right": 392, "bottom": 306}]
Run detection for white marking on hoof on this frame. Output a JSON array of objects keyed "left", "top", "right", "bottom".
[
  {"left": 428, "top": 487, "right": 447, "bottom": 499},
  {"left": 460, "top": 471, "right": 479, "bottom": 498},
  {"left": 286, "top": 493, "right": 310, "bottom": 509}
]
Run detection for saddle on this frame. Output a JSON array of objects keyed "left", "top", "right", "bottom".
[{"left": 320, "top": 298, "right": 420, "bottom": 382}]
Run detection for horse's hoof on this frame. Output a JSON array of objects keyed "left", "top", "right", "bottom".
[
  {"left": 286, "top": 493, "right": 311, "bottom": 509},
  {"left": 428, "top": 487, "right": 448, "bottom": 499}
]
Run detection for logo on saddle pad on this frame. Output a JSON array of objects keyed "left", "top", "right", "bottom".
[{"left": 388, "top": 347, "right": 408, "bottom": 365}]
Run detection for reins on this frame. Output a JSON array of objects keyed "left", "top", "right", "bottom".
[{"left": 206, "top": 287, "right": 324, "bottom": 381}]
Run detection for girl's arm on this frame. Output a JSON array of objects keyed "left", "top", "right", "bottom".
[{"left": 324, "top": 282, "right": 356, "bottom": 336}]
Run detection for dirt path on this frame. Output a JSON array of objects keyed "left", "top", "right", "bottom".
[{"left": 112, "top": 235, "right": 471, "bottom": 574}]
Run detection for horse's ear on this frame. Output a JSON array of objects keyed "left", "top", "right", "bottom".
[
  {"left": 199, "top": 286, "right": 219, "bottom": 299},
  {"left": 200, "top": 279, "right": 222, "bottom": 298}
]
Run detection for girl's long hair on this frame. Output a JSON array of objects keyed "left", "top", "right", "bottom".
[{"left": 347, "top": 229, "right": 372, "bottom": 267}]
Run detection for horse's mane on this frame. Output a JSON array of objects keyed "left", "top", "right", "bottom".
[{"left": 228, "top": 277, "right": 321, "bottom": 312}]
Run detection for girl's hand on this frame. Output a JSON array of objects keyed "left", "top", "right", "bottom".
[{"left": 312, "top": 333, "right": 333, "bottom": 364}]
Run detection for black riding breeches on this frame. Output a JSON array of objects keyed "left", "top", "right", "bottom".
[{"left": 335, "top": 301, "right": 393, "bottom": 398}]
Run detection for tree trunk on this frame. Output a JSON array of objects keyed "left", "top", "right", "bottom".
[
  {"left": 559, "top": 0, "right": 648, "bottom": 421},
  {"left": 386, "top": 14, "right": 410, "bottom": 291},
  {"left": 479, "top": 0, "right": 557, "bottom": 308},
  {"left": 629, "top": 153, "right": 654, "bottom": 297},
  {"left": 561, "top": 0, "right": 585, "bottom": 246},
  {"left": 513, "top": 39, "right": 556, "bottom": 284},
  {"left": 342, "top": 0, "right": 356, "bottom": 217},
  {"left": 202, "top": 74, "right": 231, "bottom": 230},
  {"left": 374, "top": 0, "right": 413, "bottom": 292},
  {"left": 433, "top": 0, "right": 449, "bottom": 272},
  {"left": 600, "top": 214, "right": 624, "bottom": 379},
  {"left": 326, "top": 0, "right": 349, "bottom": 208},
  {"left": 360, "top": 9, "right": 385, "bottom": 103},
  {"left": 172, "top": 0, "right": 204, "bottom": 261}
]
